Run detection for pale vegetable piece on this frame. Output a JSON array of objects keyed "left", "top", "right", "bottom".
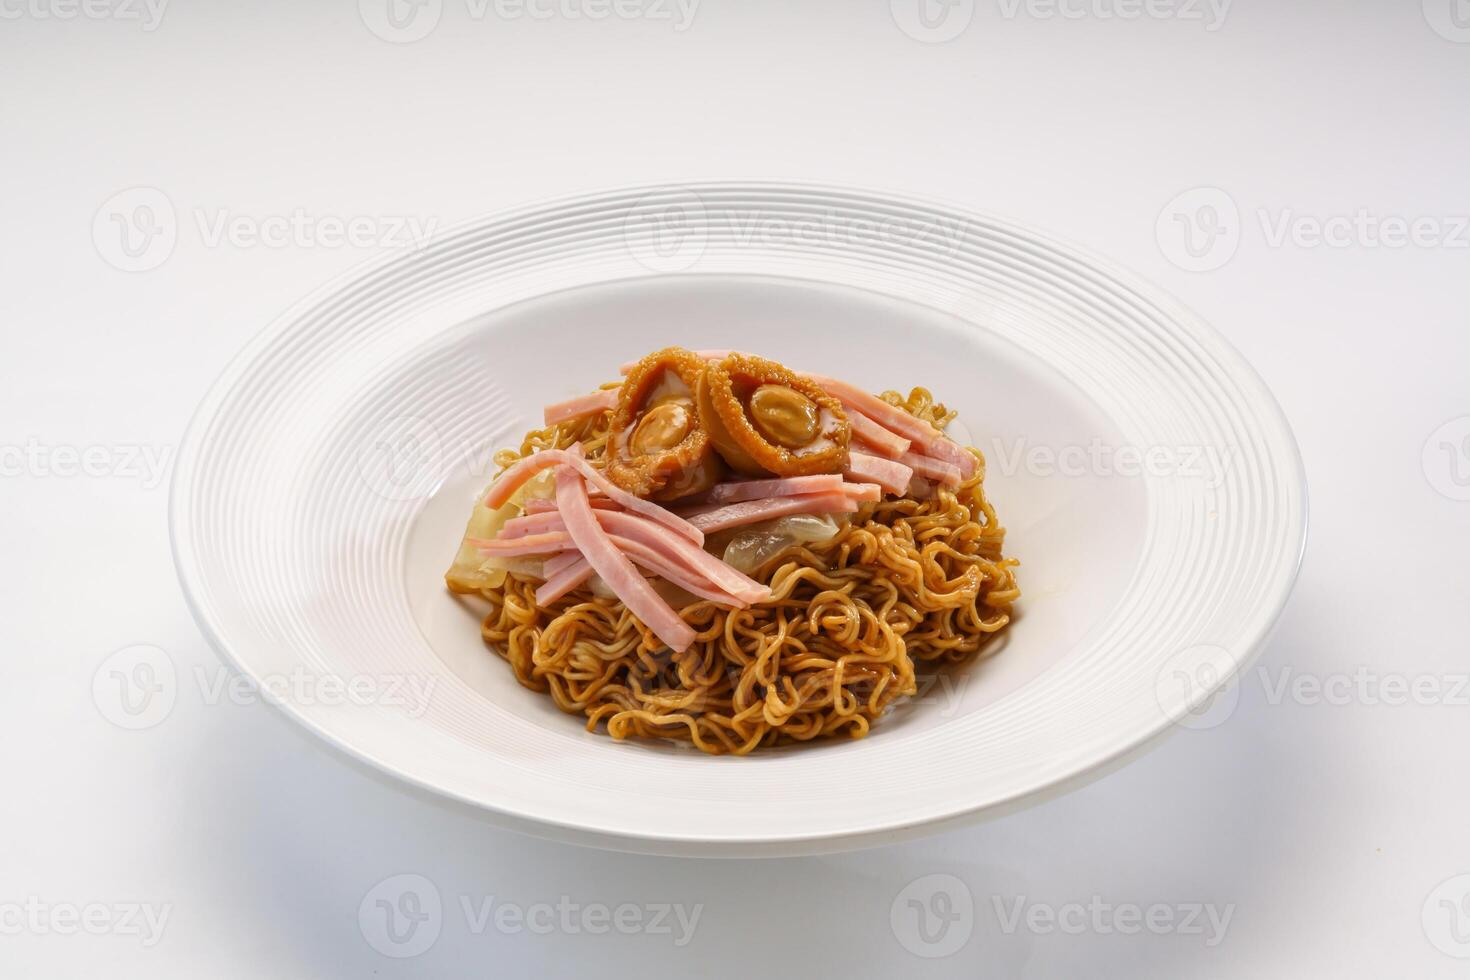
[
  {"left": 480, "top": 555, "right": 548, "bottom": 580},
  {"left": 444, "top": 490, "right": 523, "bottom": 593},
  {"left": 722, "top": 514, "right": 842, "bottom": 575},
  {"left": 685, "top": 491, "right": 856, "bottom": 533}
]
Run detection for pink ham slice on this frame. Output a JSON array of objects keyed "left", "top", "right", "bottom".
[
  {"left": 543, "top": 388, "right": 619, "bottom": 426},
  {"left": 847, "top": 411, "right": 911, "bottom": 459},
  {"left": 496, "top": 510, "right": 768, "bottom": 606},
  {"left": 509, "top": 540, "right": 747, "bottom": 609},
  {"left": 684, "top": 491, "right": 857, "bottom": 534},
  {"left": 535, "top": 537, "right": 747, "bottom": 609},
  {"left": 553, "top": 465, "right": 695, "bottom": 652},
  {"left": 806, "top": 374, "right": 976, "bottom": 479},
  {"left": 523, "top": 496, "right": 617, "bottom": 515},
  {"left": 542, "top": 549, "right": 587, "bottom": 578},
  {"left": 592, "top": 510, "right": 769, "bottom": 604},
  {"left": 897, "top": 449, "right": 963, "bottom": 487},
  {"left": 606, "top": 535, "right": 752, "bottom": 608},
  {"left": 843, "top": 482, "right": 882, "bottom": 503},
  {"left": 499, "top": 511, "right": 576, "bottom": 539},
  {"left": 698, "top": 474, "right": 846, "bottom": 506},
  {"left": 535, "top": 557, "right": 596, "bottom": 604},
  {"left": 845, "top": 450, "right": 914, "bottom": 496},
  {"left": 482, "top": 447, "right": 703, "bottom": 545},
  {"left": 471, "top": 531, "right": 576, "bottom": 556}
]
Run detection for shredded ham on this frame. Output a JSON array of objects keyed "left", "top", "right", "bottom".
[
  {"left": 606, "top": 535, "right": 752, "bottom": 607},
  {"left": 482, "top": 447, "right": 703, "bottom": 545},
  {"left": 845, "top": 450, "right": 914, "bottom": 495},
  {"left": 848, "top": 410, "right": 911, "bottom": 458},
  {"left": 476, "top": 502, "right": 744, "bottom": 622},
  {"left": 543, "top": 388, "right": 618, "bottom": 426},
  {"left": 553, "top": 465, "right": 695, "bottom": 652},
  {"left": 496, "top": 509, "right": 768, "bottom": 605},
  {"left": 684, "top": 491, "right": 857, "bottom": 533},
  {"left": 843, "top": 481, "right": 882, "bottom": 502},
  {"left": 594, "top": 510, "right": 769, "bottom": 604},
  {"left": 806, "top": 374, "right": 976, "bottom": 479},
  {"left": 535, "top": 540, "right": 747, "bottom": 609}
]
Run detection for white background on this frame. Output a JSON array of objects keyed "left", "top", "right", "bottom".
[{"left": 3, "top": 0, "right": 1469, "bottom": 975}]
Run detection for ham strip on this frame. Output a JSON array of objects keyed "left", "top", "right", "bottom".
[
  {"left": 679, "top": 476, "right": 879, "bottom": 513},
  {"left": 543, "top": 388, "right": 618, "bottom": 426},
  {"left": 497, "top": 507, "right": 769, "bottom": 606},
  {"left": 523, "top": 496, "right": 616, "bottom": 515},
  {"left": 469, "top": 531, "right": 577, "bottom": 557},
  {"left": 553, "top": 465, "right": 695, "bottom": 652},
  {"left": 685, "top": 491, "right": 857, "bottom": 534},
  {"left": 482, "top": 447, "right": 704, "bottom": 545},
  {"left": 699, "top": 474, "right": 846, "bottom": 505},
  {"left": 806, "top": 374, "right": 976, "bottom": 479},
  {"left": 592, "top": 510, "right": 769, "bottom": 604},
  {"left": 845, "top": 450, "right": 914, "bottom": 496},
  {"left": 500, "top": 511, "right": 575, "bottom": 538},
  {"left": 848, "top": 411, "right": 911, "bottom": 459},
  {"left": 509, "top": 540, "right": 745, "bottom": 608},
  {"left": 607, "top": 535, "right": 751, "bottom": 608},
  {"left": 535, "top": 557, "right": 595, "bottom": 604},
  {"left": 897, "top": 449, "right": 963, "bottom": 487},
  {"left": 542, "top": 549, "right": 586, "bottom": 578}
]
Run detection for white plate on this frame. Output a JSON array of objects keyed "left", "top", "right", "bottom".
[{"left": 171, "top": 183, "right": 1307, "bottom": 856}]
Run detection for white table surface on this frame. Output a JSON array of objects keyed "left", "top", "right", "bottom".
[{"left": 3, "top": 1, "right": 1468, "bottom": 975}]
